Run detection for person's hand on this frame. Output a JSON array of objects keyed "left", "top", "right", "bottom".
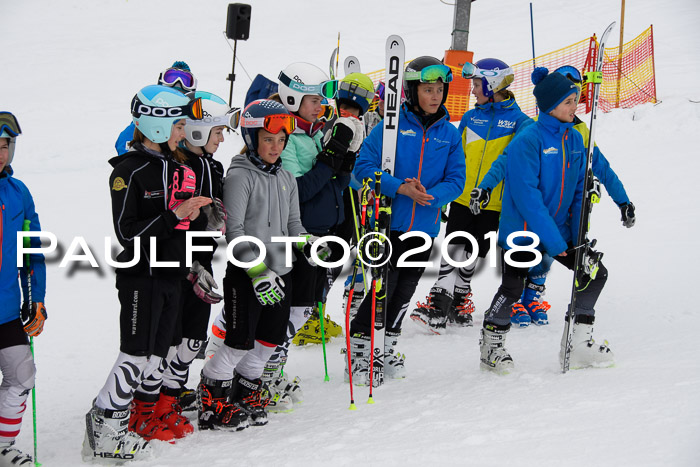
[
  {"left": 22, "top": 302, "right": 47, "bottom": 337},
  {"left": 201, "top": 197, "right": 227, "bottom": 233},
  {"left": 174, "top": 196, "right": 212, "bottom": 221},
  {"left": 247, "top": 265, "right": 286, "bottom": 306},
  {"left": 619, "top": 202, "right": 636, "bottom": 228},
  {"left": 296, "top": 235, "right": 332, "bottom": 266},
  {"left": 187, "top": 261, "right": 223, "bottom": 304},
  {"left": 397, "top": 179, "right": 433, "bottom": 206},
  {"left": 469, "top": 187, "right": 491, "bottom": 215}
]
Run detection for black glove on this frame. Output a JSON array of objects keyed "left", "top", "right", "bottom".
[
  {"left": 201, "top": 197, "right": 227, "bottom": 234},
  {"left": 469, "top": 188, "right": 490, "bottom": 215},
  {"left": 316, "top": 150, "right": 345, "bottom": 173},
  {"left": 323, "top": 119, "right": 355, "bottom": 156},
  {"left": 339, "top": 151, "right": 358, "bottom": 175},
  {"left": 619, "top": 202, "right": 635, "bottom": 228}
]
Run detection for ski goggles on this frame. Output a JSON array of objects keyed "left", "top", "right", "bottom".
[
  {"left": 0, "top": 112, "right": 22, "bottom": 137},
  {"left": 159, "top": 67, "right": 198, "bottom": 92},
  {"left": 461, "top": 62, "right": 513, "bottom": 81},
  {"left": 375, "top": 81, "right": 385, "bottom": 101},
  {"left": 404, "top": 64, "right": 453, "bottom": 83},
  {"left": 240, "top": 113, "right": 296, "bottom": 135},
  {"left": 338, "top": 80, "right": 374, "bottom": 100},
  {"left": 131, "top": 95, "right": 203, "bottom": 120},
  {"left": 554, "top": 65, "right": 583, "bottom": 84},
  {"left": 278, "top": 71, "right": 339, "bottom": 99},
  {"left": 188, "top": 107, "right": 241, "bottom": 130}
]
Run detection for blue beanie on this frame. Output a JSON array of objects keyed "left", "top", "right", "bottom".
[{"left": 532, "top": 67, "right": 579, "bottom": 114}]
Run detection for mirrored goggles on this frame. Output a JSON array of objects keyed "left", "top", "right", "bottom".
[
  {"left": 375, "top": 81, "right": 385, "bottom": 101},
  {"left": 188, "top": 107, "right": 241, "bottom": 130},
  {"left": 461, "top": 62, "right": 513, "bottom": 81},
  {"left": 0, "top": 112, "right": 22, "bottom": 137},
  {"left": 404, "top": 64, "right": 453, "bottom": 83},
  {"left": 554, "top": 65, "right": 583, "bottom": 84},
  {"left": 278, "top": 71, "right": 338, "bottom": 99},
  {"left": 160, "top": 68, "right": 198, "bottom": 91},
  {"left": 131, "top": 96, "right": 203, "bottom": 120},
  {"left": 240, "top": 113, "right": 296, "bottom": 135}
]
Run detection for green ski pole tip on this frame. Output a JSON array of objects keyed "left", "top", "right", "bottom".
[
  {"left": 367, "top": 396, "right": 375, "bottom": 405},
  {"left": 349, "top": 403, "right": 357, "bottom": 411},
  {"left": 324, "top": 375, "right": 330, "bottom": 382}
]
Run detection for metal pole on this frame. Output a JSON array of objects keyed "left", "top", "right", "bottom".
[
  {"left": 530, "top": 3, "right": 537, "bottom": 70},
  {"left": 615, "top": 0, "right": 625, "bottom": 108},
  {"left": 227, "top": 39, "right": 238, "bottom": 107},
  {"left": 450, "top": 0, "right": 472, "bottom": 50}
]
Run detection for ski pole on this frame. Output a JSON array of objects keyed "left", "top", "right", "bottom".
[
  {"left": 317, "top": 301, "right": 330, "bottom": 382},
  {"left": 367, "top": 173, "right": 383, "bottom": 403},
  {"left": 22, "top": 220, "right": 40, "bottom": 467}
]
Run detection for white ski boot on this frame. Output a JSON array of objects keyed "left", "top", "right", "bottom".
[
  {"left": 560, "top": 318, "right": 614, "bottom": 369},
  {"left": 261, "top": 362, "right": 294, "bottom": 412},
  {"left": 384, "top": 331, "right": 406, "bottom": 379},
  {"left": 0, "top": 442, "right": 32, "bottom": 466},
  {"left": 82, "top": 403, "right": 152, "bottom": 463},
  {"left": 344, "top": 333, "right": 371, "bottom": 386},
  {"left": 479, "top": 325, "right": 514, "bottom": 374}
]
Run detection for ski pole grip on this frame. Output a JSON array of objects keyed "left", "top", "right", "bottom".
[
  {"left": 374, "top": 171, "right": 383, "bottom": 198},
  {"left": 22, "top": 219, "right": 31, "bottom": 248}
]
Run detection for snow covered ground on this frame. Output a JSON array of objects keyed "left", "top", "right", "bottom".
[{"left": 2, "top": 0, "right": 700, "bottom": 465}]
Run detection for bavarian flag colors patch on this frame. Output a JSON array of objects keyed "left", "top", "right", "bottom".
[{"left": 112, "top": 177, "right": 127, "bottom": 191}]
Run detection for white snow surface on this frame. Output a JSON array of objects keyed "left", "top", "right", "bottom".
[{"left": 2, "top": 0, "right": 700, "bottom": 465}]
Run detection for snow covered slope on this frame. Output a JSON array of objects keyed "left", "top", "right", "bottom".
[{"left": 2, "top": 0, "right": 699, "bottom": 465}]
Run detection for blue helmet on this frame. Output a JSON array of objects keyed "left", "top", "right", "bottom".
[
  {"left": 474, "top": 58, "right": 514, "bottom": 98},
  {"left": 131, "top": 85, "right": 191, "bottom": 143},
  {"left": 240, "top": 99, "right": 294, "bottom": 153}
]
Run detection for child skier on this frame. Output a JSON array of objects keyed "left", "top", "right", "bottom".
[
  {"left": 196, "top": 99, "right": 318, "bottom": 430},
  {"left": 0, "top": 111, "right": 47, "bottom": 467},
  {"left": 348, "top": 56, "right": 466, "bottom": 385},
  {"left": 410, "top": 58, "right": 531, "bottom": 333},
  {"left": 83, "top": 85, "right": 211, "bottom": 461},
  {"left": 478, "top": 68, "right": 614, "bottom": 374}
]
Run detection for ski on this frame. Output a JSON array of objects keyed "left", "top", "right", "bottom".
[
  {"left": 329, "top": 47, "right": 339, "bottom": 80},
  {"left": 344, "top": 56, "right": 361, "bottom": 75},
  {"left": 368, "top": 34, "right": 404, "bottom": 393},
  {"left": 562, "top": 21, "right": 616, "bottom": 373}
]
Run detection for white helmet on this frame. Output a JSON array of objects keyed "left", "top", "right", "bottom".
[
  {"left": 184, "top": 91, "right": 240, "bottom": 147},
  {"left": 278, "top": 62, "right": 329, "bottom": 112}
]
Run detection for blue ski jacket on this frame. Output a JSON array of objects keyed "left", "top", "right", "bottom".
[
  {"left": 354, "top": 104, "right": 466, "bottom": 237},
  {"left": 115, "top": 122, "right": 135, "bottom": 156},
  {"left": 0, "top": 168, "right": 46, "bottom": 326},
  {"left": 498, "top": 112, "right": 586, "bottom": 256},
  {"left": 479, "top": 115, "right": 630, "bottom": 207}
]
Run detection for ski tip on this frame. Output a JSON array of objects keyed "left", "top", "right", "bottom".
[{"left": 349, "top": 402, "right": 357, "bottom": 411}]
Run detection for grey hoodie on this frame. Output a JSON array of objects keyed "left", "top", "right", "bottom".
[{"left": 224, "top": 154, "right": 305, "bottom": 276}]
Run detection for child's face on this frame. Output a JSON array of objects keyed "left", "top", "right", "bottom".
[
  {"left": 257, "top": 128, "right": 287, "bottom": 165},
  {"left": 0, "top": 138, "right": 9, "bottom": 172},
  {"left": 204, "top": 126, "right": 225, "bottom": 154},
  {"left": 549, "top": 92, "right": 578, "bottom": 123},
  {"left": 298, "top": 95, "right": 323, "bottom": 122},
  {"left": 471, "top": 78, "right": 488, "bottom": 105},
  {"left": 416, "top": 82, "right": 444, "bottom": 115},
  {"left": 168, "top": 120, "right": 187, "bottom": 151}
]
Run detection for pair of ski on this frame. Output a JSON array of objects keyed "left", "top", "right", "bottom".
[{"left": 343, "top": 35, "right": 404, "bottom": 405}]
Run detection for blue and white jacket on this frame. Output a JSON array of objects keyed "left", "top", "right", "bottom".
[
  {"left": 0, "top": 168, "right": 46, "bottom": 326},
  {"left": 498, "top": 112, "right": 586, "bottom": 256},
  {"left": 353, "top": 104, "right": 466, "bottom": 237}
]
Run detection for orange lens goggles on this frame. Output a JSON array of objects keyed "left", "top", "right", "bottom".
[{"left": 241, "top": 113, "right": 296, "bottom": 134}]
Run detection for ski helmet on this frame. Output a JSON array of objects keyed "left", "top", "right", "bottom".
[
  {"left": 471, "top": 58, "right": 514, "bottom": 98},
  {"left": 554, "top": 65, "right": 585, "bottom": 104},
  {"left": 0, "top": 111, "right": 22, "bottom": 165},
  {"left": 278, "top": 62, "right": 332, "bottom": 112},
  {"left": 403, "top": 56, "right": 452, "bottom": 108},
  {"left": 158, "top": 61, "right": 197, "bottom": 92},
  {"left": 240, "top": 99, "right": 295, "bottom": 153},
  {"left": 184, "top": 91, "right": 240, "bottom": 147},
  {"left": 337, "top": 73, "right": 375, "bottom": 115},
  {"left": 131, "top": 85, "right": 196, "bottom": 144}
]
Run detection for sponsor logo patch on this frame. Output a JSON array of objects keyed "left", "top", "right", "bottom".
[
  {"left": 400, "top": 129, "right": 417, "bottom": 136},
  {"left": 543, "top": 147, "right": 559, "bottom": 155},
  {"left": 112, "top": 177, "right": 127, "bottom": 191}
]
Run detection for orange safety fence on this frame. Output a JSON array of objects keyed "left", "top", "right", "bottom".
[{"left": 363, "top": 26, "right": 657, "bottom": 121}]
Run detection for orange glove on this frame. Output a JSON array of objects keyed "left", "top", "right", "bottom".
[{"left": 22, "top": 302, "right": 47, "bottom": 337}]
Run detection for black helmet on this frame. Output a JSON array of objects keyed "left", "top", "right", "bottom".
[{"left": 403, "top": 56, "right": 451, "bottom": 109}]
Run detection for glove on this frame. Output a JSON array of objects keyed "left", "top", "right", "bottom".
[
  {"left": 339, "top": 151, "right": 358, "bottom": 176},
  {"left": 296, "top": 234, "right": 332, "bottom": 266},
  {"left": 469, "top": 188, "right": 491, "bottom": 215},
  {"left": 201, "top": 197, "right": 227, "bottom": 234},
  {"left": 588, "top": 176, "right": 602, "bottom": 204},
  {"left": 341, "top": 116, "right": 365, "bottom": 153},
  {"left": 247, "top": 264, "right": 286, "bottom": 306},
  {"left": 22, "top": 302, "right": 47, "bottom": 337},
  {"left": 168, "top": 164, "right": 197, "bottom": 230},
  {"left": 619, "top": 202, "right": 636, "bottom": 228},
  {"left": 322, "top": 117, "right": 356, "bottom": 156},
  {"left": 187, "top": 261, "right": 223, "bottom": 304},
  {"left": 441, "top": 205, "right": 449, "bottom": 223}
]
